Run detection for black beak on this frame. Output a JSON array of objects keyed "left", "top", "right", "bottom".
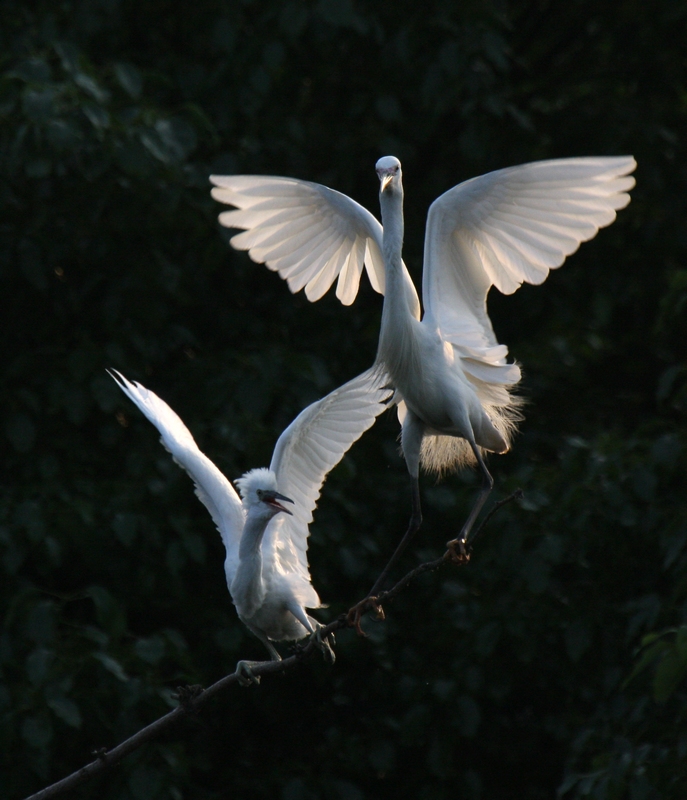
[{"left": 263, "top": 490, "right": 294, "bottom": 515}]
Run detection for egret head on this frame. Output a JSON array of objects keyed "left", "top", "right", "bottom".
[
  {"left": 235, "top": 468, "right": 294, "bottom": 516},
  {"left": 376, "top": 156, "right": 402, "bottom": 194}
]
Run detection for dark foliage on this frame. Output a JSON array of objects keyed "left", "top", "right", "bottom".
[{"left": 2, "top": 1, "right": 687, "bottom": 798}]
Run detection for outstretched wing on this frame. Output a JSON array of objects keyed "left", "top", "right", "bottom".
[
  {"left": 210, "top": 174, "right": 421, "bottom": 317},
  {"left": 109, "top": 371, "right": 245, "bottom": 579},
  {"left": 422, "top": 156, "right": 636, "bottom": 387},
  {"left": 265, "top": 368, "right": 391, "bottom": 591},
  {"left": 210, "top": 175, "right": 384, "bottom": 305}
]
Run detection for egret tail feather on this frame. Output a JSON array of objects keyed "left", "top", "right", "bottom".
[{"left": 419, "top": 397, "right": 523, "bottom": 475}]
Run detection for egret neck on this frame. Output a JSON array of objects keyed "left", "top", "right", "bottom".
[
  {"left": 377, "top": 177, "right": 422, "bottom": 388},
  {"left": 232, "top": 510, "right": 271, "bottom": 617}
]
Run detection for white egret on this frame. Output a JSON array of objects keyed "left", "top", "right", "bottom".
[
  {"left": 110, "top": 368, "right": 390, "bottom": 681},
  {"left": 210, "top": 155, "right": 636, "bottom": 577}
]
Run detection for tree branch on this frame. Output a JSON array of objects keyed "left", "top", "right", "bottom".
[{"left": 22, "top": 490, "right": 520, "bottom": 800}]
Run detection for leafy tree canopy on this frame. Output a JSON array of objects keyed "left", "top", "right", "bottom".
[{"left": 2, "top": 1, "right": 687, "bottom": 798}]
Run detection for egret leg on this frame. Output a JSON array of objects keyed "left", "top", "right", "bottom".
[
  {"left": 367, "top": 475, "right": 422, "bottom": 598},
  {"left": 400, "top": 409, "right": 425, "bottom": 535},
  {"left": 366, "top": 411, "right": 425, "bottom": 597},
  {"left": 346, "top": 474, "right": 421, "bottom": 634},
  {"left": 289, "top": 606, "right": 335, "bottom": 664},
  {"left": 234, "top": 627, "right": 281, "bottom": 686},
  {"left": 348, "top": 414, "right": 427, "bottom": 632},
  {"left": 446, "top": 442, "right": 494, "bottom": 559},
  {"left": 288, "top": 601, "right": 314, "bottom": 634},
  {"left": 307, "top": 620, "right": 336, "bottom": 665}
]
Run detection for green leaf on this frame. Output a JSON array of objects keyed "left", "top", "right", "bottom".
[
  {"left": 26, "top": 602, "right": 55, "bottom": 645},
  {"left": 93, "top": 652, "right": 129, "bottom": 682},
  {"left": 134, "top": 636, "right": 165, "bottom": 665},
  {"left": 114, "top": 62, "right": 142, "bottom": 98},
  {"left": 86, "top": 585, "right": 127, "bottom": 638},
  {"left": 22, "top": 88, "right": 55, "bottom": 121},
  {"left": 622, "top": 639, "right": 670, "bottom": 689},
  {"left": 73, "top": 72, "right": 110, "bottom": 103},
  {"left": 82, "top": 103, "right": 110, "bottom": 130},
  {"left": 111, "top": 512, "right": 139, "bottom": 547},
  {"left": 47, "top": 696, "right": 82, "bottom": 728},
  {"left": 653, "top": 648, "right": 687, "bottom": 704},
  {"left": 26, "top": 648, "right": 54, "bottom": 685}
]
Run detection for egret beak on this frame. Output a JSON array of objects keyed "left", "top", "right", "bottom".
[
  {"left": 380, "top": 173, "right": 393, "bottom": 193},
  {"left": 263, "top": 490, "right": 294, "bottom": 515}
]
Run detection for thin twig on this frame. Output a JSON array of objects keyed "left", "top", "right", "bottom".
[
  {"left": 377, "top": 553, "right": 448, "bottom": 605},
  {"left": 466, "top": 488, "right": 523, "bottom": 548},
  {"left": 22, "top": 491, "right": 520, "bottom": 800}
]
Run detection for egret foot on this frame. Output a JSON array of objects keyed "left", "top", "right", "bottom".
[
  {"left": 234, "top": 660, "right": 267, "bottom": 687},
  {"left": 445, "top": 537, "right": 471, "bottom": 565},
  {"left": 309, "top": 624, "right": 336, "bottom": 664},
  {"left": 346, "top": 596, "right": 385, "bottom": 636}
]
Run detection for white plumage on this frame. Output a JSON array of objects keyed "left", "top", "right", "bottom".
[
  {"left": 211, "top": 155, "right": 635, "bottom": 551},
  {"left": 110, "top": 368, "right": 390, "bottom": 666}
]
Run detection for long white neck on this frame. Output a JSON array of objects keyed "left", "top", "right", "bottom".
[
  {"left": 231, "top": 510, "right": 271, "bottom": 616},
  {"left": 377, "top": 187, "right": 421, "bottom": 382},
  {"left": 380, "top": 189, "right": 405, "bottom": 270},
  {"left": 238, "top": 508, "right": 271, "bottom": 560}
]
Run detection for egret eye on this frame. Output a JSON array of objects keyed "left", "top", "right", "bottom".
[{"left": 256, "top": 489, "right": 264, "bottom": 499}]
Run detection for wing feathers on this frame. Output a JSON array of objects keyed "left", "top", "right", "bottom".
[
  {"left": 211, "top": 174, "right": 388, "bottom": 306},
  {"left": 284, "top": 237, "right": 344, "bottom": 292},
  {"left": 424, "top": 156, "right": 636, "bottom": 351},
  {"left": 267, "top": 369, "right": 391, "bottom": 579},
  {"left": 109, "top": 371, "right": 245, "bottom": 576},
  {"left": 304, "top": 243, "right": 351, "bottom": 302},
  {"left": 336, "top": 235, "right": 365, "bottom": 305}
]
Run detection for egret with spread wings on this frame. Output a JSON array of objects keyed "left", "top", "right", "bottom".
[
  {"left": 110, "top": 368, "right": 389, "bottom": 681},
  {"left": 210, "top": 155, "right": 636, "bottom": 577}
]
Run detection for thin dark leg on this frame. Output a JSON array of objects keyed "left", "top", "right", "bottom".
[
  {"left": 367, "top": 475, "right": 422, "bottom": 598},
  {"left": 447, "top": 443, "right": 494, "bottom": 555}
]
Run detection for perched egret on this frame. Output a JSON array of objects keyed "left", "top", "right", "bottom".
[
  {"left": 110, "top": 368, "right": 390, "bottom": 681},
  {"left": 210, "top": 155, "right": 636, "bottom": 574}
]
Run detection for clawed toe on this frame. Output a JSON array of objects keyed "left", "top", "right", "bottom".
[
  {"left": 309, "top": 624, "right": 336, "bottom": 664},
  {"left": 445, "top": 537, "right": 471, "bottom": 565},
  {"left": 346, "top": 596, "right": 385, "bottom": 636},
  {"left": 234, "top": 660, "right": 265, "bottom": 687}
]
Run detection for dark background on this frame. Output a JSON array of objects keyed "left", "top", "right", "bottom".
[{"left": 2, "top": 1, "right": 687, "bottom": 798}]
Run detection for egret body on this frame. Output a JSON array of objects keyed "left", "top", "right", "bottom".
[{"left": 111, "top": 368, "right": 389, "bottom": 677}]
